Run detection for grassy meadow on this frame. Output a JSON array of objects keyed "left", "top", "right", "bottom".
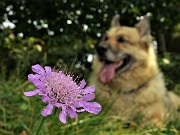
[{"left": 0, "top": 55, "right": 180, "bottom": 135}]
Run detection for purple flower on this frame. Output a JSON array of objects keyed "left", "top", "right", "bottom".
[{"left": 24, "top": 64, "right": 101, "bottom": 124}]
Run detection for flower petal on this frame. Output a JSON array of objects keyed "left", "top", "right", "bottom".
[
  {"left": 42, "top": 95, "right": 50, "bottom": 103},
  {"left": 66, "top": 107, "right": 77, "bottom": 119},
  {"left": 41, "top": 104, "right": 54, "bottom": 116},
  {"left": 28, "top": 74, "right": 44, "bottom": 89},
  {"left": 79, "top": 79, "right": 86, "bottom": 89},
  {"left": 54, "top": 103, "right": 62, "bottom": 108},
  {"left": 74, "top": 102, "right": 81, "bottom": 108},
  {"left": 82, "top": 93, "right": 95, "bottom": 101},
  {"left": 80, "top": 101, "right": 101, "bottom": 114},
  {"left": 76, "top": 109, "right": 85, "bottom": 112},
  {"left": 59, "top": 109, "right": 67, "bottom": 124},
  {"left": 44, "top": 66, "right": 52, "bottom": 73},
  {"left": 32, "top": 64, "right": 45, "bottom": 74},
  {"left": 33, "top": 81, "right": 44, "bottom": 89},
  {"left": 28, "top": 74, "right": 40, "bottom": 82},
  {"left": 82, "top": 86, "right": 95, "bottom": 94},
  {"left": 24, "top": 89, "right": 40, "bottom": 96}
]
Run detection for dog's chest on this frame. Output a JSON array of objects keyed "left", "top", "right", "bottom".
[{"left": 96, "top": 85, "right": 141, "bottom": 112}]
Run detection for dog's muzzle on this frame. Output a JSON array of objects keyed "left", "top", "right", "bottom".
[{"left": 96, "top": 43, "right": 133, "bottom": 84}]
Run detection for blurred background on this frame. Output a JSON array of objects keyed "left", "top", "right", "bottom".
[{"left": 0, "top": 0, "right": 180, "bottom": 135}]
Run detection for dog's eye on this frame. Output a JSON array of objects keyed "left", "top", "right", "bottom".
[{"left": 117, "top": 37, "right": 125, "bottom": 43}]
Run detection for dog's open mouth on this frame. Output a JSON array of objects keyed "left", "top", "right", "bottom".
[{"left": 98, "top": 55, "right": 132, "bottom": 84}]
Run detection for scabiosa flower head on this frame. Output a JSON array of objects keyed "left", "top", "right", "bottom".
[{"left": 24, "top": 64, "right": 101, "bottom": 124}]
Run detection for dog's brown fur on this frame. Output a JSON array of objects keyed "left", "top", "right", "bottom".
[{"left": 90, "top": 15, "right": 180, "bottom": 127}]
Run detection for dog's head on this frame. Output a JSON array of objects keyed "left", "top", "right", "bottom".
[{"left": 96, "top": 15, "right": 155, "bottom": 84}]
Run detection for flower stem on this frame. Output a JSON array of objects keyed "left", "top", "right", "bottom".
[
  {"left": 53, "top": 107, "right": 57, "bottom": 116},
  {"left": 35, "top": 117, "right": 45, "bottom": 135}
]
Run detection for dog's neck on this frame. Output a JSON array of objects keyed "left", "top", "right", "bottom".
[
  {"left": 113, "top": 45, "right": 161, "bottom": 94},
  {"left": 121, "top": 72, "right": 160, "bottom": 94}
]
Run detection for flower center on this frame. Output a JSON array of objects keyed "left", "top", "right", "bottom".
[{"left": 41, "top": 72, "right": 82, "bottom": 105}]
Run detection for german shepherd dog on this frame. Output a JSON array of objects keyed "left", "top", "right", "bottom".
[{"left": 90, "top": 15, "right": 180, "bottom": 127}]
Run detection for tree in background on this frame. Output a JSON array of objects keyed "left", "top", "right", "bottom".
[{"left": 0, "top": 0, "right": 179, "bottom": 78}]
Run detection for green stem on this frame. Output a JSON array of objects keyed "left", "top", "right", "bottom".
[
  {"left": 53, "top": 107, "right": 57, "bottom": 116},
  {"left": 35, "top": 117, "right": 45, "bottom": 135}
]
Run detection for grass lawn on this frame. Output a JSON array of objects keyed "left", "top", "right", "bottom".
[{"left": 0, "top": 69, "right": 180, "bottom": 135}]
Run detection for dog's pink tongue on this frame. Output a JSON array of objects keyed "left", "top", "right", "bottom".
[{"left": 99, "top": 61, "right": 123, "bottom": 84}]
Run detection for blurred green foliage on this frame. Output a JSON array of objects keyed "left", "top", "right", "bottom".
[
  {"left": 0, "top": 0, "right": 179, "bottom": 91},
  {"left": 0, "top": 28, "right": 94, "bottom": 79},
  {"left": 159, "top": 53, "right": 180, "bottom": 95},
  {"left": 0, "top": 0, "right": 179, "bottom": 36},
  {"left": 0, "top": 29, "right": 44, "bottom": 70},
  {"left": 0, "top": 0, "right": 179, "bottom": 78}
]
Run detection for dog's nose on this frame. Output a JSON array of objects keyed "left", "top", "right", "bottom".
[{"left": 96, "top": 45, "right": 107, "bottom": 57}]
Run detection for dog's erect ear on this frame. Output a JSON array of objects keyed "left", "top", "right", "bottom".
[
  {"left": 111, "top": 14, "right": 120, "bottom": 27},
  {"left": 135, "top": 15, "right": 151, "bottom": 37}
]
